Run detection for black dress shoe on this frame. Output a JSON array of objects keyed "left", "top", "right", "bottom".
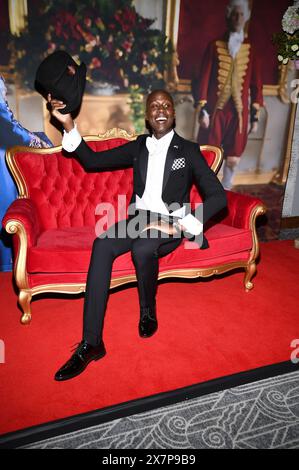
[
  {"left": 54, "top": 340, "right": 106, "bottom": 381},
  {"left": 139, "top": 306, "right": 158, "bottom": 338}
]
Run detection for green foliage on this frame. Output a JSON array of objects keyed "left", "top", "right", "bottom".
[
  {"left": 128, "top": 85, "right": 146, "bottom": 134},
  {"left": 273, "top": 6, "right": 299, "bottom": 64},
  {"left": 273, "top": 31, "right": 299, "bottom": 64}
]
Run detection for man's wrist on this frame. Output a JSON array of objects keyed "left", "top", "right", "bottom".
[
  {"left": 173, "top": 221, "right": 182, "bottom": 234},
  {"left": 180, "top": 214, "right": 203, "bottom": 236},
  {"left": 62, "top": 123, "right": 82, "bottom": 152},
  {"left": 64, "top": 121, "right": 75, "bottom": 133}
]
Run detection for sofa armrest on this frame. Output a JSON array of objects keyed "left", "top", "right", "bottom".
[
  {"left": 221, "top": 190, "right": 267, "bottom": 229},
  {"left": 2, "top": 198, "right": 41, "bottom": 248}
]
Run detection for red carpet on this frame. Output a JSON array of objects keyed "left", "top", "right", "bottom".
[{"left": 0, "top": 239, "right": 298, "bottom": 437}]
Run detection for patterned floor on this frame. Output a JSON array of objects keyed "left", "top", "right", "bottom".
[{"left": 24, "top": 370, "right": 299, "bottom": 449}]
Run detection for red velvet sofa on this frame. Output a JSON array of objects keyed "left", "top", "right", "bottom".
[{"left": 3, "top": 128, "right": 266, "bottom": 324}]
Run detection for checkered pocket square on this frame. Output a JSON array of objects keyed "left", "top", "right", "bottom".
[{"left": 171, "top": 158, "right": 185, "bottom": 170}]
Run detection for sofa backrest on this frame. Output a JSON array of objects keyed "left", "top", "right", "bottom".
[
  {"left": 189, "top": 146, "right": 223, "bottom": 211},
  {"left": 6, "top": 131, "right": 222, "bottom": 231}
]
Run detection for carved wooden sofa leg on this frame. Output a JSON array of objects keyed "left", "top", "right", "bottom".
[
  {"left": 18, "top": 290, "right": 32, "bottom": 324},
  {"left": 243, "top": 203, "right": 266, "bottom": 292},
  {"left": 244, "top": 261, "right": 256, "bottom": 292}
]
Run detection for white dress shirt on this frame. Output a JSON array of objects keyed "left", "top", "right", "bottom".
[
  {"left": 228, "top": 29, "right": 244, "bottom": 59},
  {"left": 62, "top": 126, "right": 202, "bottom": 235},
  {"left": 135, "top": 130, "right": 177, "bottom": 215}
]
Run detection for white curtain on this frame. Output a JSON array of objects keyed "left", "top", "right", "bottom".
[
  {"left": 8, "top": 0, "right": 28, "bottom": 36},
  {"left": 134, "top": 0, "right": 165, "bottom": 31}
]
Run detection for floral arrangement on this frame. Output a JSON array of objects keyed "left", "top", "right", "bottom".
[
  {"left": 10, "top": 0, "right": 172, "bottom": 90},
  {"left": 273, "top": 3, "right": 299, "bottom": 65},
  {"left": 9, "top": 0, "right": 173, "bottom": 130}
]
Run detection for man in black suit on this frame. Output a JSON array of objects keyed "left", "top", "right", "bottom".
[{"left": 48, "top": 89, "right": 227, "bottom": 381}]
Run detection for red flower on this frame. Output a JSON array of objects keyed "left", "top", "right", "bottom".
[
  {"left": 91, "top": 57, "right": 101, "bottom": 68},
  {"left": 84, "top": 18, "right": 92, "bottom": 28},
  {"left": 122, "top": 40, "right": 132, "bottom": 52},
  {"left": 76, "top": 24, "right": 95, "bottom": 43},
  {"left": 54, "top": 12, "right": 82, "bottom": 41},
  {"left": 115, "top": 7, "right": 137, "bottom": 33}
]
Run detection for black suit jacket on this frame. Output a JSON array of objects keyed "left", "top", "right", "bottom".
[{"left": 72, "top": 131, "right": 227, "bottom": 249}]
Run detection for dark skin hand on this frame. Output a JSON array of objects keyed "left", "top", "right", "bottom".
[
  {"left": 47, "top": 93, "right": 74, "bottom": 131},
  {"left": 47, "top": 89, "right": 184, "bottom": 234}
]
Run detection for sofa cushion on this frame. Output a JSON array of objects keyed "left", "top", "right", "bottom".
[{"left": 27, "top": 224, "right": 252, "bottom": 275}]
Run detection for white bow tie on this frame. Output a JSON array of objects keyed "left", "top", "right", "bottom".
[
  {"left": 146, "top": 130, "right": 174, "bottom": 154},
  {"left": 146, "top": 136, "right": 159, "bottom": 154}
]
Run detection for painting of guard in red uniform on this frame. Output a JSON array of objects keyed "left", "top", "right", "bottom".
[{"left": 192, "top": 0, "right": 263, "bottom": 189}]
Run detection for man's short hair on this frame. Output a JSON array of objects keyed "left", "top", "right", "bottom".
[
  {"left": 226, "top": 0, "right": 251, "bottom": 22},
  {"left": 146, "top": 89, "right": 174, "bottom": 108}
]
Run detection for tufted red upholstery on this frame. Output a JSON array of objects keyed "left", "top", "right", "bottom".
[
  {"left": 3, "top": 134, "right": 265, "bottom": 323},
  {"left": 13, "top": 139, "right": 133, "bottom": 231}
]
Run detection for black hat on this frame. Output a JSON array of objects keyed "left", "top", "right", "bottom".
[{"left": 35, "top": 50, "right": 86, "bottom": 114}]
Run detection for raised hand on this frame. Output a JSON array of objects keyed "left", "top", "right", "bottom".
[{"left": 47, "top": 93, "right": 74, "bottom": 132}]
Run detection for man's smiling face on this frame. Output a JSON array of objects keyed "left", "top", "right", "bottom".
[{"left": 146, "top": 90, "right": 175, "bottom": 139}]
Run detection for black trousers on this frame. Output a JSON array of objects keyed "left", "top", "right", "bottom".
[{"left": 83, "top": 214, "right": 183, "bottom": 346}]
